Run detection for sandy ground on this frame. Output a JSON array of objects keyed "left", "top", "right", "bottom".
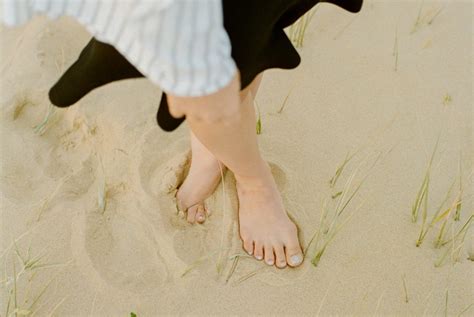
[{"left": 1, "top": 0, "right": 472, "bottom": 315}]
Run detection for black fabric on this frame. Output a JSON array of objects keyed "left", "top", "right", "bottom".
[{"left": 48, "top": 0, "right": 363, "bottom": 132}]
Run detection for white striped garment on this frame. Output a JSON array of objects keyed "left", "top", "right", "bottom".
[{"left": 1, "top": 0, "right": 237, "bottom": 97}]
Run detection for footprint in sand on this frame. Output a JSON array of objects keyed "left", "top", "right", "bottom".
[{"left": 71, "top": 176, "right": 177, "bottom": 294}]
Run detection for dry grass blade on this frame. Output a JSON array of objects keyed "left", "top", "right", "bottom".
[
  {"left": 393, "top": 26, "right": 399, "bottom": 71},
  {"left": 311, "top": 200, "right": 363, "bottom": 266},
  {"left": 411, "top": 0, "right": 425, "bottom": 34},
  {"left": 435, "top": 219, "right": 448, "bottom": 249},
  {"left": 335, "top": 152, "right": 381, "bottom": 218},
  {"left": 427, "top": 6, "right": 444, "bottom": 25},
  {"left": 288, "top": 8, "right": 318, "bottom": 47},
  {"left": 316, "top": 283, "right": 331, "bottom": 315},
  {"left": 435, "top": 215, "right": 473, "bottom": 267},
  {"left": 304, "top": 198, "right": 329, "bottom": 255},
  {"left": 454, "top": 157, "right": 463, "bottom": 221},
  {"left": 13, "top": 261, "right": 18, "bottom": 317},
  {"left": 255, "top": 100, "right": 262, "bottom": 135},
  {"left": 329, "top": 151, "right": 356, "bottom": 188},
  {"left": 277, "top": 88, "right": 293, "bottom": 114},
  {"left": 373, "top": 290, "right": 385, "bottom": 317},
  {"left": 225, "top": 256, "right": 240, "bottom": 283},
  {"left": 412, "top": 136, "right": 439, "bottom": 222},
  {"left": 216, "top": 162, "right": 228, "bottom": 275},
  {"left": 443, "top": 93, "right": 452, "bottom": 106},
  {"left": 444, "top": 289, "right": 449, "bottom": 317},
  {"left": 416, "top": 181, "right": 430, "bottom": 247},
  {"left": 439, "top": 214, "right": 473, "bottom": 248},
  {"left": 181, "top": 250, "right": 219, "bottom": 278},
  {"left": 97, "top": 155, "right": 107, "bottom": 214},
  {"left": 33, "top": 103, "right": 55, "bottom": 135},
  {"left": 331, "top": 191, "right": 342, "bottom": 199},
  {"left": 417, "top": 178, "right": 456, "bottom": 247},
  {"left": 402, "top": 274, "right": 409, "bottom": 303},
  {"left": 5, "top": 290, "right": 12, "bottom": 317},
  {"left": 333, "top": 16, "right": 357, "bottom": 40},
  {"left": 235, "top": 266, "right": 266, "bottom": 284},
  {"left": 457, "top": 302, "right": 474, "bottom": 316}
]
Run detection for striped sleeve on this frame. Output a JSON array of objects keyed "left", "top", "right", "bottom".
[{"left": 1, "top": 0, "right": 237, "bottom": 98}]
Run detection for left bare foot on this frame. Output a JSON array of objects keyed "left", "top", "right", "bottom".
[{"left": 176, "top": 132, "right": 225, "bottom": 224}]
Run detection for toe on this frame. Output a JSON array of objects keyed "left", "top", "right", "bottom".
[
  {"left": 285, "top": 241, "right": 304, "bottom": 267},
  {"left": 264, "top": 245, "right": 275, "bottom": 266},
  {"left": 253, "top": 242, "right": 264, "bottom": 261},
  {"left": 195, "top": 205, "right": 206, "bottom": 224},
  {"left": 242, "top": 238, "right": 254, "bottom": 256},
  {"left": 273, "top": 245, "right": 287, "bottom": 268},
  {"left": 186, "top": 205, "right": 197, "bottom": 223}
]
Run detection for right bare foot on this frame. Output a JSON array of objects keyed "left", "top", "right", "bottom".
[{"left": 235, "top": 159, "right": 304, "bottom": 269}]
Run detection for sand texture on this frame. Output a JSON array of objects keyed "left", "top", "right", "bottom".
[{"left": 1, "top": 0, "right": 473, "bottom": 315}]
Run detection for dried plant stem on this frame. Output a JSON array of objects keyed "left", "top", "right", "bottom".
[
  {"left": 402, "top": 274, "right": 409, "bottom": 303},
  {"left": 412, "top": 136, "right": 439, "bottom": 223}
]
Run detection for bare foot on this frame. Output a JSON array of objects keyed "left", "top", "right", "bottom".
[
  {"left": 235, "top": 160, "right": 304, "bottom": 268},
  {"left": 176, "top": 133, "right": 225, "bottom": 224}
]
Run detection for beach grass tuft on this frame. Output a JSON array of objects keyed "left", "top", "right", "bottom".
[
  {"left": 411, "top": 1, "right": 445, "bottom": 34},
  {"left": 310, "top": 151, "right": 381, "bottom": 266},
  {"left": 288, "top": 8, "right": 318, "bottom": 48},
  {"left": 434, "top": 215, "right": 473, "bottom": 267}
]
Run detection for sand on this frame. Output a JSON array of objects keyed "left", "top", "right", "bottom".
[{"left": 1, "top": 0, "right": 472, "bottom": 315}]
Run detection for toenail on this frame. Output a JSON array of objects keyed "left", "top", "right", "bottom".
[
  {"left": 255, "top": 255, "right": 263, "bottom": 260},
  {"left": 278, "top": 262, "right": 287, "bottom": 268},
  {"left": 246, "top": 249, "right": 253, "bottom": 255},
  {"left": 266, "top": 259, "right": 274, "bottom": 265},
  {"left": 197, "top": 215, "right": 205, "bottom": 221},
  {"left": 290, "top": 255, "right": 303, "bottom": 266}
]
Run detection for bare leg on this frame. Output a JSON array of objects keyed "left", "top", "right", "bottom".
[
  {"left": 176, "top": 74, "right": 263, "bottom": 224},
  {"left": 168, "top": 72, "right": 304, "bottom": 268}
]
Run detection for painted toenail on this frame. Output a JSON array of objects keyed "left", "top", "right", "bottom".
[{"left": 290, "top": 255, "right": 302, "bottom": 266}]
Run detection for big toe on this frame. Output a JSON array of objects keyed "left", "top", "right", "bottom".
[
  {"left": 186, "top": 205, "right": 198, "bottom": 223},
  {"left": 285, "top": 242, "right": 304, "bottom": 267}
]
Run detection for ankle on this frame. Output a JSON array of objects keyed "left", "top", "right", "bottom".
[{"left": 234, "top": 159, "right": 273, "bottom": 188}]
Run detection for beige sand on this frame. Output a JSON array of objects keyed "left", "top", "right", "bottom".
[{"left": 1, "top": 0, "right": 472, "bottom": 315}]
